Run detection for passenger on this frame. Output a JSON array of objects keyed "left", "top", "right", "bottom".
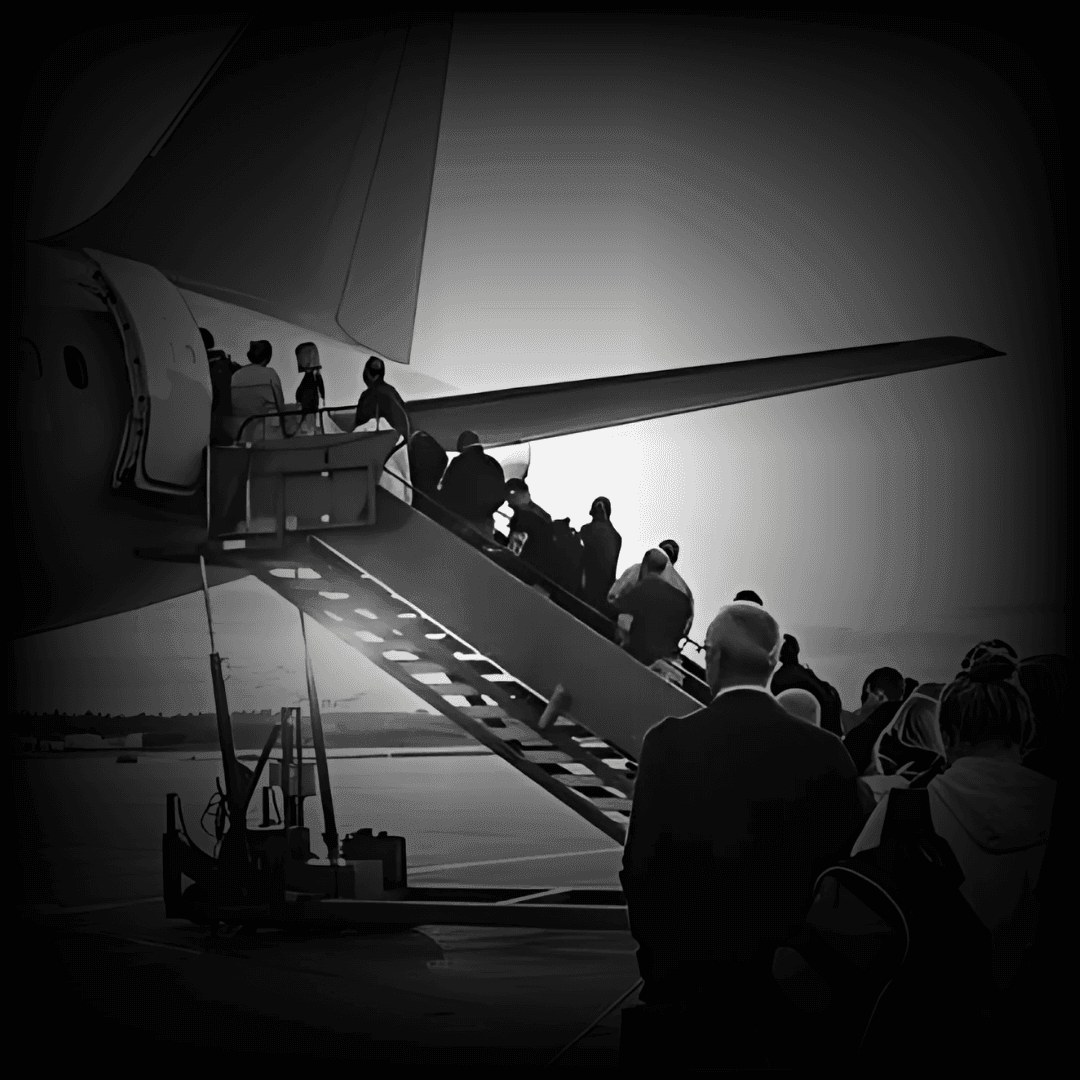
[
  {"left": 869, "top": 682, "right": 946, "bottom": 787},
  {"left": 776, "top": 687, "right": 821, "bottom": 727},
  {"left": 769, "top": 634, "right": 843, "bottom": 738},
  {"left": 200, "top": 328, "right": 239, "bottom": 415},
  {"left": 851, "top": 652, "right": 1055, "bottom": 996},
  {"left": 504, "top": 477, "right": 557, "bottom": 582},
  {"left": 355, "top": 356, "right": 410, "bottom": 439},
  {"left": 579, "top": 497, "right": 622, "bottom": 612},
  {"left": 610, "top": 549, "right": 692, "bottom": 667},
  {"left": 294, "top": 342, "right": 326, "bottom": 431},
  {"left": 1017, "top": 654, "right": 1067, "bottom": 779},
  {"left": 734, "top": 590, "right": 763, "bottom": 605},
  {"left": 549, "top": 516, "right": 586, "bottom": 597},
  {"left": 842, "top": 666, "right": 906, "bottom": 774},
  {"left": 619, "top": 603, "right": 866, "bottom": 1065},
  {"left": 960, "top": 638, "right": 1018, "bottom": 673},
  {"left": 609, "top": 540, "right": 694, "bottom": 638},
  {"left": 229, "top": 340, "right": 286, "bottom": 438},
  {"left": 902, "top": 676, "right": 919, "bottom": 701},
  {"left": 437, "top": 431, "right": 507, "bottom": 542}
]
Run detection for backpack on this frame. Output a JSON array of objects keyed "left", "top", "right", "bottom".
[
  {"left": 408, "top": 430, "right": 448, "bottom": 499},
  {"left": 772, "top": 787, "right": 993, "bottom": 1059}
]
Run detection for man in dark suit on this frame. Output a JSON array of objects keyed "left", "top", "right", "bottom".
[{"left": 619, "top": 602, "right": 867, "bottom": 1064}]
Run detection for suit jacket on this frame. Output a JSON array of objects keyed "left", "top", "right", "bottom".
[{"left": 620, "top": 688, "right": 865, "bottom": 1003}]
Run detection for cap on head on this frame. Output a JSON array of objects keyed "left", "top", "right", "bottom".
[
  {"left": 457, "top": 430, "right": 482, "bottom": 452},
  {"left": 705, "top": 603, "right": 781, "bottom": 689},
  {"left": 659, "top": 539, "right": 680, "bottom": 564},
  {"left": 247, "top": 340, "right": 272, "bottom": 365},
  {"left": 734, "top": 590, "right": 763, "bottom": 605},
  {"left": 590, "top": 496, "right": 612, "bottom": 520},
  {"left": 777, "top": 688, "right": 821, "bottom": 726}
]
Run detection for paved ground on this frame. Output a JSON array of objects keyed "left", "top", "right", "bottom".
[{"left": 16, "top": 751, "right": 644, "bottom": 1066}]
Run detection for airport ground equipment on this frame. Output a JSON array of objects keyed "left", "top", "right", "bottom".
[{"left": 154, "top": 420, "right": 708, "bottom": 931}]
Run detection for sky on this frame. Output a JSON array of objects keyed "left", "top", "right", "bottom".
[{"left": 13, "top": 16, "right": 1066, "bottom": 716}]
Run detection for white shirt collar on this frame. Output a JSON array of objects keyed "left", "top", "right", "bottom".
[{"left": 713, "top": 684, "right": 774, "bottom": 702}]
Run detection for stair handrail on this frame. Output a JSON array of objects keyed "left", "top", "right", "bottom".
[{"left": 376, "top": 456, "right": 713, "bottom": 702}]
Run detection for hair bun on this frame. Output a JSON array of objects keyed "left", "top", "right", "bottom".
[{"left": 967, "top": 655, "right": 1018, "bottom": 684}]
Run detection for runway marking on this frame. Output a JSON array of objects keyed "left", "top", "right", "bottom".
[
  {"left": 36, "top": 896, "right": 164, "bottom": 915},
  {"left": 409, "top": 848, "right": 622, "bottom": 875}
]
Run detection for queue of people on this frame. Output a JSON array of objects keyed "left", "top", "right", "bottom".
[{"left": 618, "top": 608, "right": 1061, "bottom": 1068}]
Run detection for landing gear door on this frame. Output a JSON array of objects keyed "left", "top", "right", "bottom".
[{"left": 86, "top": 248, "right": 211, "bottom": 495}]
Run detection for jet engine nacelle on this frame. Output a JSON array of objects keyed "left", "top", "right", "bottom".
[{"left": 86, "top": 248, "right": 212, "bottom": 496}]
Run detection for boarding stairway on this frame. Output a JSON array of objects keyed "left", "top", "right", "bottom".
[{"left": 147, "top": 423, "right": 706, "bottom": 844}]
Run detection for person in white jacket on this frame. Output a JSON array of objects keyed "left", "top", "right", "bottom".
[{"left": 851, "top": 649, "right": 1055, "bottom": 995}]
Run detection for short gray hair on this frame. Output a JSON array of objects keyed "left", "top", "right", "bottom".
[
  {"left": 705, "top": 604, "right": 781, "bottom": 682},
  {"left": 777, "top": 688, "right": 821, "bottom": 726}
]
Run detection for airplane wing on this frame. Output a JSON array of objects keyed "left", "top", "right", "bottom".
[
  {"left": 401, "top": 336, "right": 1004, "bottom": 448},
  {"left": 49, "top": 16, "right": 453, "bottom": 365}
]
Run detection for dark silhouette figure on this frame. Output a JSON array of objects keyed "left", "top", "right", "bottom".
[
  {"left": 355, "top": 356, "right": 410, "bottom": 438},
  {"left": 437, "top": 431, "right": 506, "bottom": 541},
  {"left": 842, "top": 666, "right": 906, "bottom": 774},
  {"left": 294, "top": 342, "right": 325, "bottom": 417},
  {"left": 505, "top": 477, "right": 557, "bottom": 580},
  {"left": 579, "top": 496, "right": 622, "bottom": 612},
  {"left": 201, "top": 327, "right": 240, "bottom": 420},
  {"left": 769, "top": 634, "right": 843, "bottom": 738},
  {"left": 620, "top": 603, "right": 865, "bottom": 1064},
  {"left": 611, "top": 549, "right": 691, "bottom": 666}
]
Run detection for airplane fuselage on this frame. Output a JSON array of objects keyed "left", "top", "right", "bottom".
[{"left": 15, "top": 243, "right": 246, "bottom": 636}]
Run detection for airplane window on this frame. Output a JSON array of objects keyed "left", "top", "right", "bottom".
[{"left": 63, "top": 346, "right": 88, "bottom": 389}]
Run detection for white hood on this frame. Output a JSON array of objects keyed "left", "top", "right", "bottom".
[{"left": 929, "top": 756, "right": 1055, "bottom": 855}]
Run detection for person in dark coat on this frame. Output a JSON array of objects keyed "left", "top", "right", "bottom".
[
  {"left": 201, "top": 328, "right": 241, "bottom": 435},
  {"left": 355, "top": 356, "right": 410, "bottom": 438},
  {"left": 579, "top": 496, "right": 622, "bottom": 612},
  {"left": 619, "top": 603, "right": 866, "bottom": 1065},
  {"left": 734, "top": 590, "right": 763, "bottom": 605},
  {"left": 611, "top": 549, "right": 691, "bottom": 667},
  {"left": 294, "top": 342, "right": 326, "bottom": 417},
  {"left": 437, "top": 431, "right": 507, "bottom": 541},
  {"left": 504, "top": 477, "right": 557, "bottom": 582},
  {"left": 841, "top": 665, "right": 907, "bottom": 774},
  {"left": 769, "top": 634, "right": 844, "bottom": 738}
]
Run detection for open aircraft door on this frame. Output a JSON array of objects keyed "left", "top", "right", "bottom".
[{"left": 86, "top": 248, "right": 211, "bottom": 496}]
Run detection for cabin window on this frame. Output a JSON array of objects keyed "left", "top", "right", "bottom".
[{"left": 63, "top": 346, "right": 89, "bottom": 390}]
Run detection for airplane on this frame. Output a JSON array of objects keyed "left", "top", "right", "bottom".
[{"left": 14, "top": 14, "right": 1002, "bottom": 642}]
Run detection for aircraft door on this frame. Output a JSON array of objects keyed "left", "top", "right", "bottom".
[{"left": 86, "top": 249, "right": 211, "bottom": 495}]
